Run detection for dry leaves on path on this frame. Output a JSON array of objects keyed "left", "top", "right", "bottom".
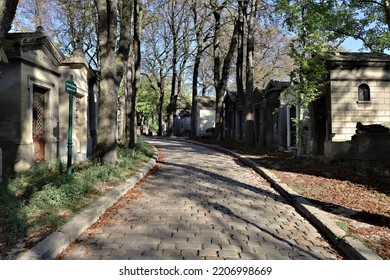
[{"left": 200, "top": 139, "right": 390, "bottom": 260}]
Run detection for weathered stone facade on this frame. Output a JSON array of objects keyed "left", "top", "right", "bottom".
[
  {"left": 59, "top": 50, "right": 97, "bottom": 163},
  {"left": 323, "top": 52, "right": 390, "bottom": 160},
  {"left": 0, "top": 28, "right": 64, "bottom": 174},
  {"left": 172, "top": 96, "right": 216, "bottom": 137},
  {"left": 224, "top": 81, "right": 291, "bottom": 149},
  {"left": 196, "top": 96, "right": 216, "bottom": 136},
  {"left": 0, "top": 28, "right": 96, "bottom": 176},
  {"left": 223, "top": 52, "right": 390, "bottom": 172}
]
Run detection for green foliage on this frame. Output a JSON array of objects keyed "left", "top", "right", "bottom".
[
  {"left": 137, "top": 77, "right": 162, "bottom": 133},
  {"left": 276, "top": 0, "right": 336, "bottom": 155},
  {"left": 137, "top": 79, "right": 157, "bottom": 118},
  {"left": 327, "top": 0, "right": 390, "bottom": 52},
  {"left": 336, "top": 220, "right": 350, "bottom": 234},
  {"left": 276, "top": 0, "right": 390, "bottom": 157},
  {"left": 176, "top": 92, "right": 192, "bottom": 110},
  {"left": 283, "top": 0, "right": 390, "bottom": 53},
  {"left": 0, "top": 141, "right": 154, "bottom": 252},
  {"left": 277, "top": 0, "right": 335, "bottom": 103},
  {"left": 0, "top": 182, "right": 29, "bottom": 245}
]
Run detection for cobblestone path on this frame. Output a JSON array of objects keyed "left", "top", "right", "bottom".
[{"left": 61, "top": 138, "right": 342, "bottom": 260}]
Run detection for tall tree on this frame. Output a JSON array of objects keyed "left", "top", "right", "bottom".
[
  {"left": 142, "top": 6, "right": 171, "bottom": 136},
  {"left": 0, "top": 0, "right": 19, "bottom": 63},
  {"left": 126, "top": 0, "right": 142, "bottom": 148},
  {"left": 277, "top": 0, "right": 335, "bottom": 155},
  {"left": 176, "top": 33, "right": 191, "bottom": 113},
  {"left": 120, "top": 1, "right": 133, "bottom": 146},
  {"left": 198, "top": 56, "right": 215, "bottom": 96},
  {"left": 236, "top": 0, "right": 258, "bottom": 147},
  {"left": 163, "top": 0, "right": 191, "bottom": 137},
  {"left": 57, "top": 0, "right": 98, "bottom": 65},
  {"left": 13, "top": 0, "right": 98, "bottom": 66},
  {"left": 252, "top": 25, "right": 292, "bottom": 90},
  {"left": 190, "top": 0, "right": 213, "bottom": 137},
  {"left": 94, "top": 0, "right": 141, "bottom": 163},
  {"left": 210, "top": 0, "right": 240, "bottom": 141},
  {"left": 95, "top": 0, "right": 133, "bottom": 164},
  {"left": 12, "top": 0, "right": 53, "bottom": 29},
  {"left": 94, "top": 0, "right": 119, "bottom": 164}
]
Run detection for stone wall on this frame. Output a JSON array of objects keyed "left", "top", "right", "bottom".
[
  {"left": 0, "top": 32, "right": 62, "bottom": 173},
  {"left": 197, "top": 108, "right": 215, "bottom": 136},
  {"left": 328, "top": 53, "right": 390, "bottom": 143},
  {"left": 330, "top": 80, "right": 390, "bottom": 142},
  {"left": 0, "top": 29, "right": 97, "bottom": 175},
  {"left": 58, "top": 50, "right": 94, "bottom": 163}
]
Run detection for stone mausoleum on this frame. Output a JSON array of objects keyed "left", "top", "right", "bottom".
[{"left": 0, "top": 27, "right": 97, "bottom": 176}]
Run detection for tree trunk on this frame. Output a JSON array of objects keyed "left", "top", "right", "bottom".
[
  {"left": 243, "top": 0, "right": 257, "bottom": 148},
  {"left": 130, "top": 0, "right": 142, "bottom": 148},
  {"left": 0, "top": 0, "right": 19, "bottom": 63},
  {"left": 167, "top": 62, "right": 177, "bottom": 137},
  {"left": 117, "top": 0, "right": 133, "bottom": 82},
  {"left": 191, "top": 46, "right": 202, "bottom": 138},
  {"left": 214, "top": 86, "right": 225, "bottom": 141},
  {"left": 95, "top": 0, "right": 119, "bottom": 164},
  {"left": 124, "top": 59, "right": 134, "bottom": 147},
  {"left": 212, "top": 7, "right": 222, "bottom": 141},
  {"left": 166, "top": 1, "right": 179, "bottom": 137},
  {"left": 383, "top": 0, "right": 390, "bottom": 30},
  {"left": 157, "top": 78, "right": 165, "bottom": 136},
  {"left": 212, "top": 6, "right": 240, "bottom": 142},
  {"left": 190, "top": 0, "right": 204, "bottom": 138},
  {"left": 236, "top": 0, "right": 245, "bottom": 120}
]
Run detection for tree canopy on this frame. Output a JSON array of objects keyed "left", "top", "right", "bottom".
[
  {"left": 324, "top": 0, "right": 390, "bottom": 53},
  {"left": 3, "top": 0, "right": 389, "bottom": 161}
]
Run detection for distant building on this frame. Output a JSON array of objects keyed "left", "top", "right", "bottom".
[
  {"left": 195, "top": 96, "right": 216, "bottom": 137},
  {"left": 224, "top": 81, "right": 291, "bottom": 149},
  {"left": 173, "top": 96, "right": 216, "bottom": 137}
]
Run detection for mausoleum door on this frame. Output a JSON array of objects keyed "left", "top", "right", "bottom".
[
  {"left": 313, "top": 96, "right": 326, "bottom": 155},
  {"left": 33, "top": 86, "right": 46, "bottom": 161}
]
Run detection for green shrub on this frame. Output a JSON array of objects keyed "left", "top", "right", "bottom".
[
  {"left": 0, "top": 183, "right": 29, "bottom": 245},
  {"left": 0, "top": 141, "right": 154, "bottom": 254}
]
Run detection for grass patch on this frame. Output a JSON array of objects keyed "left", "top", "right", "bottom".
[
  {"left": 335, "top": 220, "right": 350, "bottom": 234},
  {"left": 0, "top": 141, "right": 154, "bottom": 255}
]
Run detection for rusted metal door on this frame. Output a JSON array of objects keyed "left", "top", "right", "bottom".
[{"left": 33, "top": 87, "right": 46, "bottom": 161}]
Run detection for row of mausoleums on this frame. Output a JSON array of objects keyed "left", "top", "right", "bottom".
[
  {"left": 224, "top": 52, "right": 390, "bottom": 176},
  {"left": 0, "top": 27, "right": 98, "bottom": 178},
  {"left": 1, "top": 27, "right": 390, "bottom": 178},
  {"left": 0, "top": 28, "right": 219, "bottom": 179}
]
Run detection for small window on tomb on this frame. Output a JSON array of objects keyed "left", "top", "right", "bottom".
[{"left": 358, "top": 84, "right": 370, "bottom": 102}]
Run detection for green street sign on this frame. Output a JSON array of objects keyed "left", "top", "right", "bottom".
[
  {"left": 65, "top": 75, "right": 78, "bottom": 175},
  {"left": 65, "top": 75, "right": 77, "bottom": 95}
]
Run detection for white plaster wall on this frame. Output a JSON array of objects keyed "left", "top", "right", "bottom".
[{"left": 197, "top": 109, "right": 215, "bottom": 136}]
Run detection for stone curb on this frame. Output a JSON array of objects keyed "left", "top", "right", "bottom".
[
  {"left": 16, "top": 148, "right": 158, "bottom": 260},
  {"left": 185, "top": 139, "right": 382, "bottom": 260}
]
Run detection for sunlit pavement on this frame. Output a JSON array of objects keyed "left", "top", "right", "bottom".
[{"left": 61, "top": 138, "right": 341, "bottom": 260}]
